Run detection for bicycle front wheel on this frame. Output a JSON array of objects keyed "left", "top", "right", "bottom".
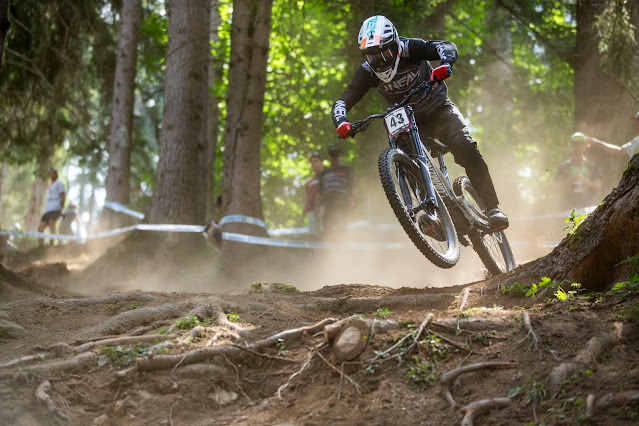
[
  {"left": 378, "top": 148, "right": 459, "bottom": 268},
  {"left": 453, "top": 176, "right": 516, "bottom": 275}
]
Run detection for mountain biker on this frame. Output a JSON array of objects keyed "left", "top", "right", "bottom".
[{"left": 331, "top": 15, "right": 508, "bottom": 231}]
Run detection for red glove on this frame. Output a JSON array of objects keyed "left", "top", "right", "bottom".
[
  {"left": 430, "top": 64, "right": 451, "bottom": 82},
  {"left": 337, "top": 122, "right": 352, "bottom": 139}
]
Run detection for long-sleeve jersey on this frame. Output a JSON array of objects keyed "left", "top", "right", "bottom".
[{"left": 331, "top": 38, "right": 458, "bottom": 127}]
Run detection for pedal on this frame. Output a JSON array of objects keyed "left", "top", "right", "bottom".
[{"left": 458, "top": 234, "right": 469, "bottom": 247}]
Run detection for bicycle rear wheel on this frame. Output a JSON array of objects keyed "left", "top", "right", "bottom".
[
  {"left": 378, "top": 148, "right": 459, "bottom": 268},
  {"left": 453, "top": 176, "right": 516, "bottom": 275}
]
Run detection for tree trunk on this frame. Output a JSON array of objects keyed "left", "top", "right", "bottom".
[
  {"left": 206, "top": 1, "right": 223, "bottom": 220},
  {"left": 0, "top": 0, "right": 8, "bottom": 73},
  {"left": 104, "top": 0, "right": 141, "bottom": 230},
  {"left": 146, "top": 0, "right": 210, "bottom": 227},
  {"left": 574, "top": 0, "right": 635, "bottom": 143},
  {"left": 221, "top": 0, "right": 274, "bottom": 274},
  {"left": 508, "top": 154, "right": 639, "bottom": 292}
]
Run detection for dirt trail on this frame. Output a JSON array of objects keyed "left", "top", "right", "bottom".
[{"left": 1, "top": 248, "right": 638, "bottom": 426}]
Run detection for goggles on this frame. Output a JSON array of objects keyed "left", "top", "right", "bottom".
[{"left": 364, "top": 45, "right": 396, "bottom": 72}]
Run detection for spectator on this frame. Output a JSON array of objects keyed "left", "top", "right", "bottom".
[
  {"left": 576, "top": 113, "right": 639, "bottom": 192},
  {"left": 586, "top": 111, "right": 639, "bottom": 160},
  {"left": 554, "top": 133, "right": 602, "bottom": 210},
  {"left": 299, "top": 151, "right": 324, "bottom": 234},
  {"left": 59, "top": 204, "right": 79, "bottom": 241},
  {"left": 319, "top": 145, "right": 355, "bottom": 236},
  {"left": 37, "top": 167, "right": 66, "bottom": 247}
]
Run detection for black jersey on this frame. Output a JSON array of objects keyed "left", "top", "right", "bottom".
[{"left": 331, "top": 38, "right": 458, "bottom": 127}]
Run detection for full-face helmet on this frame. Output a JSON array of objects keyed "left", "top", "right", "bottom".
[{"left": 358, "top": 16, "right": 401, "bottom": 83}]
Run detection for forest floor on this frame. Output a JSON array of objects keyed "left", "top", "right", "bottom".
[{"left": 0, "top": 240, "right": 638, "bottom": 426}]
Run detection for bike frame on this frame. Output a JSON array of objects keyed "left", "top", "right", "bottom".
[
  {"left": 347, "top": 77, "right": 491, "bottom": 234},
  {"left": 387, "top": 105, "right": 491, "bottom": 233}
]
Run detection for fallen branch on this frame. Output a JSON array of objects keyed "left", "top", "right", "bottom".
[
  {"left": 137, "top": 318, "right": 336, "bottom": 372},
  {"left": 460, "top": 397, "right": 511, "bottom": 426},
  {"left": 323, "top": 315, "right": 403, "bottom": 344},
  {"left": 367, "top": 313, "right": 433, "bottom": 364},
  {"left": 439, "top": 361, "right": 517, "bottom": 409},
  {"left": 277, "top": 348, "right": 315, "bottom": 398},
  {"left": 405, "top": 313, "right": 434, "bottom": 354},
  {"left": 585, "top": 391, "right": 639, "bottom": 417},
  {"left": 35, "top": 380, "right": 67, "bottom": 419}
]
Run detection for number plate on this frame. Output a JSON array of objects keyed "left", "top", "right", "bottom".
[{"left": 384, "top": 107, "right": 410, "bottom": 138}]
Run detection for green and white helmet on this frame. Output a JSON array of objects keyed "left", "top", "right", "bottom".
[
  {"left": 571, "top": 132, "right": 587, "bottom": 143},
  {"left": 358, "top": 15, "right": 401, "bottom": 83}
]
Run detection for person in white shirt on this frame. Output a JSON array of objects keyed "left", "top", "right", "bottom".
[{"left": 37, "top": 167, "right": 66, "bottom": 247}]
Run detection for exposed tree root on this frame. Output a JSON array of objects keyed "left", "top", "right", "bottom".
[
  {"left": 459, "top": 288, "right": 471, "bottom": 312},
  {"left": 520, "top": 312, "right": 540, "bottom": 354},
  {"left": 0, "top": 319, "right": 28, "bottom": 339},
  {"left": 439, "top": 361, "right": 517, "bottom": 409},
  {"left": 549, "top": 332, "right": 617, "bottom": 390},
  {"left": 432, "top": 316, "right": 515, "bottom": 332},
  {"left": 304, "top": 294, "right": 455, "bottom": 314},
  {"left": 136, "top": 318, "right": 336, "bottom": 372},
  {"left": 460, "top": 397, "right": 511, "bottom": 426},
  {"left": 75, "top": 301, "right": 194, "bottom": 339},
  {"left": 35, "top": 380, "right": 67, "bottom": 420},
  {"left": 277, "top": 347, "right": 315, "bottom": 398},
  {"left": 0, "top": 354, "right": 46, "bottom": 369},
  {"left": 315, "top": 346, "right": 362, "bottom": 394},
  {"left": 586, "top": 391, "right": 639, "bottom": 417},
  {"left": 0, "top": 352, "right": 97, "bottom": 380},
  {"left": 75, "top": 334, "right": 176, "bottom": 353}
]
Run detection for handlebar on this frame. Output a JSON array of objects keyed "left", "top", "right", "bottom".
[{"left": 341, "top": 68, "right": 450, "bottom": 139}]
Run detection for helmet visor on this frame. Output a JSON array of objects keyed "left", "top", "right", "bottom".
[{"left": 364, "top": 45, "right": 397, "bottom": 72}]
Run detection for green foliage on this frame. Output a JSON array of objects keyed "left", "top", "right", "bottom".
[
  {"left": 563, "top": 209, "right": 586, "bottom": 232},
  {"left": 174, "top": 316, "right": 214, "bottom": 330},
  {"left": 508, "top": 379, "right": 547, "bottom": 408},
  {"left": 374, "top": 308, "right": 392, "bottom": 317},
  {"left": 523, "top": 277, "right": 582, "bottom": 300},
  {"left": 227, "top": 311, "right": 240, "bottom": 323},
  {"left": 130, "top": 303, "right": 144, "bottom": 310},
  {"left": 276, "top": 338, "right": 287, "bottom": 356},
  {"left": 501, "top": 282, "right": 531, "bottom": 297},
  {"left": 98, "top": 345, "right": 149, "bottom": 369},
  {"left": 404, "top": 356, "right": 437, "bottom": 388},
  {"left": 107, "top": 304, "right": 121, "bottom": 312},
  {"left": 608, "top": 254, "right": 639, "bottom": 300}
]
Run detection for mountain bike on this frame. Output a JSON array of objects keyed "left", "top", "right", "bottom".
[{"left": 344, "top": 76, "right": 516, "bottom": 275}]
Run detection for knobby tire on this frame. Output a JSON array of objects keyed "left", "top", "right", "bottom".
[
  {"left": 453, "top": 176, "right": 516, "bottom": 275},
  {"left": 378, "top": 148, "right": 459, "bottom": 268}
]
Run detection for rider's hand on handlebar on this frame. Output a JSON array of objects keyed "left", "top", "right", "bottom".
[
  {"left": 430, "top": 64, "right": 451, "bottom": 82},
  {"left": 336, "top": 121, "right": 352, "bottom": 139}
]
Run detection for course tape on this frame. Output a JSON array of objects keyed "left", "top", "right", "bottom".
[
  {"left": 103, "top": 201, "right": 145, "bottom": 220},
  {"left": 2, "top": 204, "right": 597, "bottom": 249}
]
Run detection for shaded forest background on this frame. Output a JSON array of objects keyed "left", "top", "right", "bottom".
[{"left": 0, "top": 0, "right": 637, "bottom": 254}]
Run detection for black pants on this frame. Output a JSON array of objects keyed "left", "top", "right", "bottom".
[{"left": 415, "top": 100, "right": 500, "bottom": 209}]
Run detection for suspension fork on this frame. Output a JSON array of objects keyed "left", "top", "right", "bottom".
[{"left": 406, "top": 107, "right": 439, "bottom": 213}]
